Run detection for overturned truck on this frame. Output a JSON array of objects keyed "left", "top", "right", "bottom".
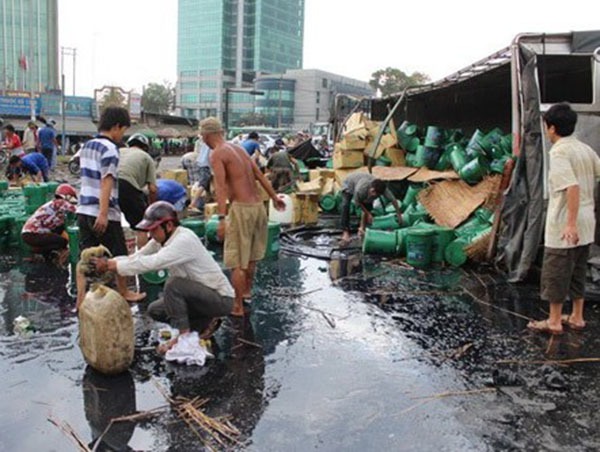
[{"left": 370, "top": 31, "right": 600, "bottom": 283}]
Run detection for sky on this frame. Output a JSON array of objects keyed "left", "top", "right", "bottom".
[{"left": 59, "top": 0, "right": 599, "bottom": 97}]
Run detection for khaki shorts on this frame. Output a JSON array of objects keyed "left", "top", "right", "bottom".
[
  {"left": 224, "top": 202, "right": 268, "bottom": 269},
  {"left": 540, "top": 245, "right": 589, "bottom": 303}
]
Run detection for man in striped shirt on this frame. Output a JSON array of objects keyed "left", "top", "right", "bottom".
[{"left": 75, "top": 106, "right": 145, "bottom": 309}]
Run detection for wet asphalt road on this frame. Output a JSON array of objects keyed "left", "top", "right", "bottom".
[{"left": 1, "top": 158, "right": 599, "bottom": 450}]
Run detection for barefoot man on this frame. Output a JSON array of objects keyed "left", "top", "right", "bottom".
[{"left": 200, "top": 117, "right": 285, "bottom": 317}]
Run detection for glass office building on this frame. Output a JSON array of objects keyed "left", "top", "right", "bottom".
[
  {"left": 177, "top": 0, "right": 304, "bottom": 121},
  {"left": 0, "top": 0, "right": 59, "bottom": 93}
]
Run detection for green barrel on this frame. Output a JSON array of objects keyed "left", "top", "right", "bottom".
[
  {"left": 482, "top": 128, "right": 504, "bottom": 156},
  {"left": 445, "top": 238, "right": 469, "bottom": 267},
  {"left": 431, "top": 226, "right": 456, "bottom": 263},
  {"left": 489, "top": 144, "right": 507, "bottom": 160},
  {"left": 406, "top": 228, "right": 435, "bottom": 268},
  {"left": 405, "top": 152, "right": 418, "bottom": 167},
  {"left": 142, "top": 269, "right": 169, "bottom": 285},
  {"left": 490, "top": 157, "right": 509, "bottom": 174},
  {"left": 319, "top": 194, "right": 338, "bottom": 213},
  {"left": 407, "top": 202, "right": 429, "bottom": 225},
  {"left": 402, "top": 184, "right": 423, "bottom": 210},
  {"left": 265, "top": 221, "right": 281, "bottom": 258},
  {"left": 414, "top": 145, "right": 427, "bottom": 167},
  {"left": 448, "top": 144, "right": 467, "bottom": 172},
  {"left": 404, "top": 137, "right": 420, "bottom": 153},
  {"left": 362, "top": 229, "right": 398, "bottom": 255},
  {"left": 396, "top": 228, "right": 410, "bottom": 256},
  {"left": 45, "top": 181, "right": 60, "bottom": 200},
  {"left": 434, "top": 149, "right": 451, "bottom": 171},
  {"left": 466, "top": 129, "right": 486, "bottom": 157},
  {"left": 371, "top": 213, "right": 401, "bottom": 230},
  {"left": 459, "top": 156, "right": 488, "bottom": 184},
  {"left": 23, "top": 184, "right": 46, "bottom": 213},
  {"left": 205, "top": 215, "right": 220, "bottom": 243},
  {"left": 0, "top": 180, "right": 8, "bottom": 193},
  {"left": 326, "top": 159, "right": 333, "bottom": 169},
  {"left": 455, "top": 215, "right": 485, "bottom": 237},
  {"left": 423, "top": 146, "right": 442, "bottom": 169},
  {"left": 500, "top": 134, "right": 512, "bottom": 155},
  {"left": 13, "top": 215, "right": 29, "bottom": 249},
  {"left": 375, "top": 155, "right": 392, "bottom": 167},
  {"left": 180, "top": 218, "right": 205, "bottom": 238},
  {"left": 424, "top": 126, "right": 444, "bottom": 148},
  {"left": 397, "top": 121, "right": 418, "bottom": 137},
  {"left": 402, "top": 204, "right": 416, "bottom": 226},
  {"left": 475, "top": 207, "right": 494, "bottom": 224},
  {"left": 67, "top": 225, "right": 80, "bottom": 264}
]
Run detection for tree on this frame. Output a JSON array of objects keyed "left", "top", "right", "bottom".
[
  {"left": 99, "top": 87, "right": 127, "bottom": 111},
  {"left": 369, "top": 67, "right": 431, "bottom": 97},
  {"left": 142, "top": 81, "right": 175, "bottom": 114}
]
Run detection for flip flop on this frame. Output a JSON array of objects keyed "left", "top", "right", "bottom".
[
  {"left": 560, "top": 314, "right": 586, "bottom": 331},
  {"left": 200, "top": 318, "right": 223, "bottom": 339},
  {"left": 527, "top": 319, "right": 563, "bottom": 336}
]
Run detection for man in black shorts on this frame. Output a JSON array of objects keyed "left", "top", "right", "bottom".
[
  {"left": 118, "top": 133, "right": 158, "bottom": 247},
  {"left": 75, "top": 107, "right": 146, "bottom": 309}
]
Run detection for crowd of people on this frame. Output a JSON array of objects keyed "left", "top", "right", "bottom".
[{"left": 2, "top": 101, "right": 597, "bottom": 361}]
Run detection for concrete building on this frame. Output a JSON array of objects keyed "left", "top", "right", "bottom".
[
  {"left": 0, "top": 0, "right": 59, "bottom": 93},
  {"left": 177, "top": 0, "right": 305, "bottom": 122},
  {"left": 255, "top": 69, "right": 374, "bottom": 131}
]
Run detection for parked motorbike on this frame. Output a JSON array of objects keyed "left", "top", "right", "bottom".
[{"left": 68, "top": 149, "right": 81, "bottom": 175}]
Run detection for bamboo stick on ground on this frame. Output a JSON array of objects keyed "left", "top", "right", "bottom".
[{"left": 47, "top": 416, "right": 91, "bottom": 452}]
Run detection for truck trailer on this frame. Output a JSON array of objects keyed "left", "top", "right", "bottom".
[{"left": 370, "top": 31, "right": 600, "bottom": 283}]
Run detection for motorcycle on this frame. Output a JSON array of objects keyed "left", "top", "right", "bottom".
[{"left": 68, "top": 149, "right": 81, "bottom": 175}]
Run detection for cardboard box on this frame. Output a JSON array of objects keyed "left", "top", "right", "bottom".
[
  {"left": 309, "top": 169, "right": 321, "bottom": 181},
  {"left": 320, "top": 177, "right": 335, "bottom": 196},
  {"left": 297, "top": 177, "right": 322, "bottom": 193},
  {"left": 333, "top": 146, "right": 364, "bottom": 169},
  {"left": 291, "top": 193, "right": 319, "bottom": 224},
  {"left": 318, "top": 169, "right": 335, "bottom": 180},
  {"left": 384, "top": 147, "right": 406, "bottom": 167},
  {"left": 341, "top": 125, "right": 368, "bottom": 150},
  {"left": 162, "top": 169, "right": 189, "bottom": 187},
  {"left": 334, "top": 168, "right": 362, "bottom": 185}
]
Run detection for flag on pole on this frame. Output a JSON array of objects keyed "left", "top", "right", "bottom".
[{"left": 18, "top": 55, "right": 28, "bottom": 71}]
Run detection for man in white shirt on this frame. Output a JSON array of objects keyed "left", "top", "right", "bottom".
[
  {"left": 528, "top": 103, "right": 600, "bottom": 335},
  {"left": 91, "top": 201, "right": 234, "bottom": 351}
]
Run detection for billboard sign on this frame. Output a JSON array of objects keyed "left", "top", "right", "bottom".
[{"left": 0, "top": 95, "right": 36, "bottom": 116}]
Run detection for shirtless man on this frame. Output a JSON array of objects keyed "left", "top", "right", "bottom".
[{"left": 200, "top": 117, "right": 285, "bottom": 317}]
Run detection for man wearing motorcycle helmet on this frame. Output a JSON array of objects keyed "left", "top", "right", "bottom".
[
  {"left": 118, "top": 133, "right": 158, "bottom": 247},
  {"left": 21, "top": 184, "right": 78, "bottom": 265},
  {"left": 91, "top": 201, "right": 234, "bottom": 351}
]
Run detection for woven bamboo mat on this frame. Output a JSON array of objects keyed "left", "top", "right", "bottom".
[
  {"left": 408, "top": 167, "right": 460, "bottom": 183},
  {"left": 418, "top": 175, "right": 502, "bottom": 228},
  {"left": 370, "top": 166, "right": 418, "bottom": 181}
]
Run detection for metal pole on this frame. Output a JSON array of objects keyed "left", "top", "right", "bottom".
[
  {"left": 28, "top": 0, "right": 35, "bottom": 120},
  {"left": 72, "top": 48, "right": 76, "bottom": 95},
  {"left": 224, "top": 88, "right": 229, "bottom": 133},
  {"left": 61, "top": 73, "right": 66, "bottom": 155}
]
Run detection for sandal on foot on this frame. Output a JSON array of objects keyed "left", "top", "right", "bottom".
[
  {"left": 200, "top": 318, "right": 223, "bottom": 339},
  {"left": 560, "top": 314, "right": 586, "bottom": 331},
  {"left": 527, "top": 319, "right": 563, "bottom": 335}
]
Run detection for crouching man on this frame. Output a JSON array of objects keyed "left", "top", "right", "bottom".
[{"left": 91, "top": 201, "right": 234, "bottom": 352}]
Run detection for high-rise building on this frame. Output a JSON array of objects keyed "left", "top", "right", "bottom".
[
  {"left": 0, "top": 0, "right": 59, "bottom": 93},
  {"left": 177, "top": 0, "right": 304, "bottom": 121}
]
